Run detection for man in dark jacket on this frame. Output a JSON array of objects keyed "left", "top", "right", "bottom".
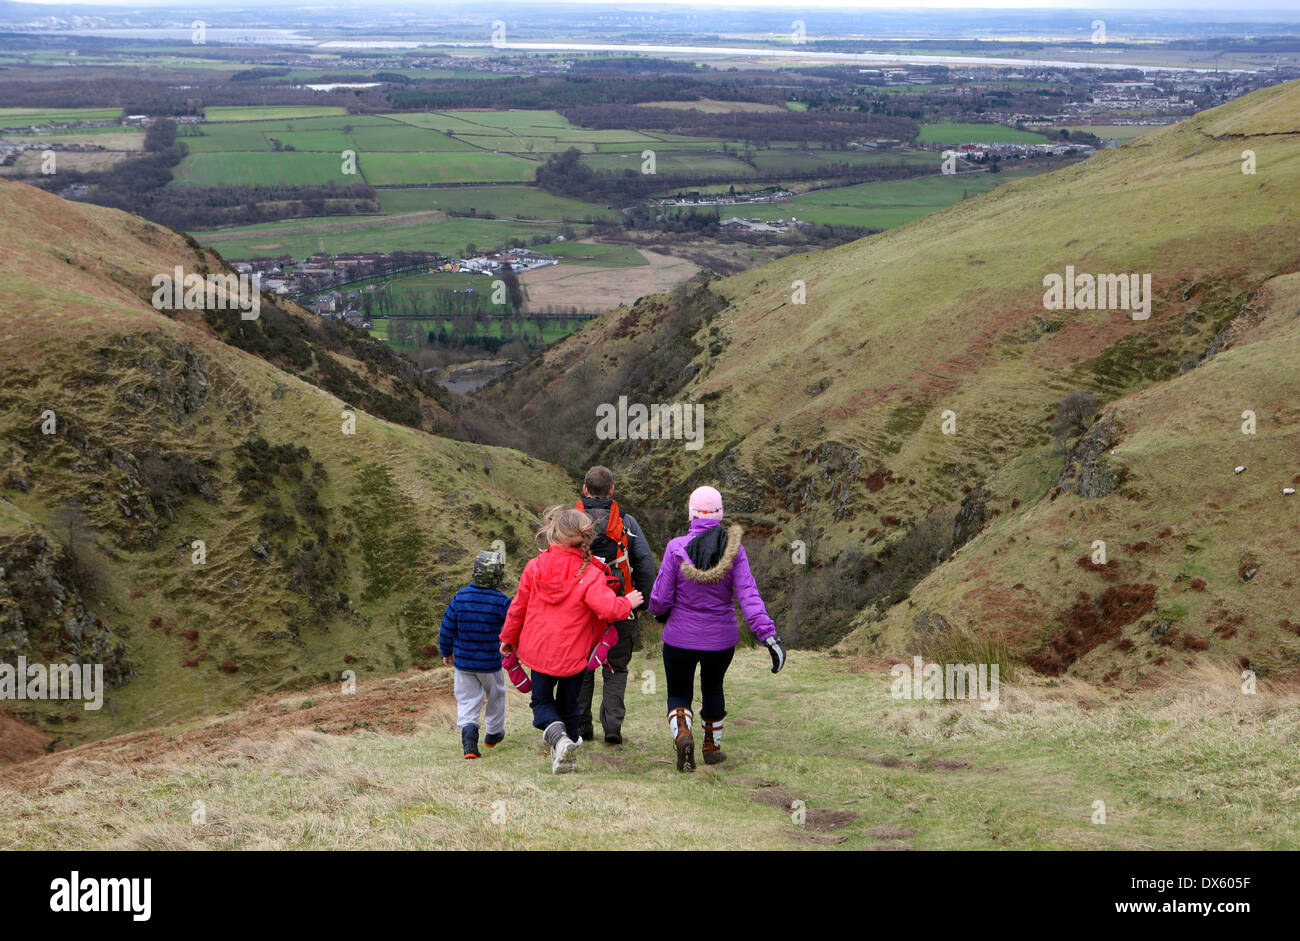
[{"left": 576, "top": 465, "right": 656, "bottom": 745}]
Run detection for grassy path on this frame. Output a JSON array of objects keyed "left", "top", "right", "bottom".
[{"left": 2, "top": 649, "right": 1296, "bottom": 850}]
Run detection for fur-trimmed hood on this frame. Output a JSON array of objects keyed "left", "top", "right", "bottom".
[{"left": 680, "top": 524, "right": 743, "bottom": 584}]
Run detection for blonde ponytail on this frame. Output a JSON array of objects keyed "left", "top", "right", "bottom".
[{"left": 536, "top": 505, "right": 595, "bottom": 577}]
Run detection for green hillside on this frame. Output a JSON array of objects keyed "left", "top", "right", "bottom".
[
  {"left": 0, "top": 178, "right": 572, "bottom": 745},
  {"left": 484, "top": 79, "right": 1300, "bottom": 676}
]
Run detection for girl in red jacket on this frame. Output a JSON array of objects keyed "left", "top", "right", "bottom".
[{"left": 500, "top": 506, "right": 643, "bottom": 774}]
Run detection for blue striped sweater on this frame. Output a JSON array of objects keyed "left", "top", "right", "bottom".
[{"left": 439, "top": 583, "right": 511, "bottom": 673}]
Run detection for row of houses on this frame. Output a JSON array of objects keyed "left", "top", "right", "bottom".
[
  {"left": 283, "top": 247, "right": 560, "bottom": 319},
  {"left": 656, "top": 189, "right": 793, "bottom": 209},
  {"left": 721, "top": 217, "right": 811, "bottom": 234},
  {"left": 449, "top": 247, "right": 558, "bottom": 275},
  {"left": 949, "top": 141, "right": 1095, "bottom": 161},
  {"left": 228, "top": 250, "right": 446, "bottom": 296}
]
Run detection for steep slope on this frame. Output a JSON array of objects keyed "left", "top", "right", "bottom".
[
  {"left": 839, "top": 269, "right": 1300, "bottom": 684},
  {"left": 486, "top": 79, "right": 1300, "bottom": 651},
  {"left": 0, "top": 179, "right": 572, "bottom": 748}
]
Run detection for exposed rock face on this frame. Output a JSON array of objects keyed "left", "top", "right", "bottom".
[
  {"left": 1196, "top": 293, "right": 1264, "bottom": 366},
  {"left": 952, "top": 487, "right": 992, "bottom": 550},
  {"left": 1055, "top": 417, "right": 1122, "bottom": 498},
  {"left": 2, "top": 335, "right": 225, "bottom": 550},
  {"left": 904, "top": 610, "right": 951, "bottom": 656},
  {"left": 797, "top": 441, "right": 864, "bottom": 522},
  {"left": 0, "top": 533, "right": 134, "bottom": 694}
]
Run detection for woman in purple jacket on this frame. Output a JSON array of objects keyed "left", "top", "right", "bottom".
[{"left": 648, "top": 486, "right": 786, "bottom": 772}]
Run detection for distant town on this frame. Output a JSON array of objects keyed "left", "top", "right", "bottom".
[{"left": 225, "top": 247, "right": 561, "bottom": 327}]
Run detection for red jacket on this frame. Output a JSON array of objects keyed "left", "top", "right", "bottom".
[{"left": 501, "top": 545, "right": 633, "bottom": 677}]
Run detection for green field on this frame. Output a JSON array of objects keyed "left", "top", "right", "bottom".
[
  {"left": 202, "top": 105, "right": 350, "bottom": 122},
  {"left": 724, "top": 168, "right": 1035, "bottom": 229},
  {"left": 0, "top": 107, "right": 123, "bottom": 128},
  {"left": 170, "top": 107, "right": 738, "bottom": 188},
  {"left": 197, "top": 214, "right": 563, "bottom": 258},
  {"left": 345, "top": 124, "right": 480, "bottom": 153},
  {"left": 750, "top": 148, "right": 939, "bottom": 174},
  {"left": 377, "top": 186, "right": 616, "bottom": 221},
  {"left": 178, "top": 115, "right": 437, "bottom": 153},
  {"left": 533, "top": 240, "right": 648, "bottom": 267},
  {"left": 359, "top": 152, "right": 536, "bottom": 185},
  {"left": 917, "top": 122, "right": 1050, "bottom": 146},
  {"left": 172, "top": 151, "right": 354, "bottom": 186},
  {"left": 583, "top": 150, "right": 757, "bottom": 177}
]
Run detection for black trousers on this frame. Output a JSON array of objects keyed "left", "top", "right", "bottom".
[
  {"left": 663, "top": 641, "right": 735, "bottom": 721},
  {"left": 529, "top": 669, "right": 585, "bottom": 741},
  {"left": 578, "top": 624, "right": 634, "bottom": 736}
]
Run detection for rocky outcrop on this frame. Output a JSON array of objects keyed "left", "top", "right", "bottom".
[
  {"left": 1055, "top": 417, "right": 1122, "bottom": 498},
  {"left": 952, "top": 486, "right": 992, "bottom": 550},
  {"left": 0, "top": 533, "right": 133, "bottom": 691}
]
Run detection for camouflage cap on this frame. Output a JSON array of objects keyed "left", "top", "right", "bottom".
[{"left": 472, "top": 549, "right": 506, "bottom": 588}]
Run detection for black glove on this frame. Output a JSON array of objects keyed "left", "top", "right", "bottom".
[{"left": 765, "top": 634, "right": 786, "bottom": 674}]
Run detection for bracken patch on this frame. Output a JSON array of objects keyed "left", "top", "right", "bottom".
[{"left": 1027, "top": 584, "right": 1158, "bottom": 675}]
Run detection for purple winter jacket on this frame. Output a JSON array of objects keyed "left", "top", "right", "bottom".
[{"left": 648, "top": 518, "right": 777, "bottom": 652}]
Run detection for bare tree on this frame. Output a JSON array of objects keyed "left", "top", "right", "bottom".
[{"left": 1051, "top": 390, "right": 1100, "bottom": 452}]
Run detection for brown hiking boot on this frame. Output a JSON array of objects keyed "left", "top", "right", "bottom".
[
  {"left": 702, "top": 718, "right": 726, "bottom": 765},
  {"left": 669, "top": 707, "right": 695, "bottom": 773}
]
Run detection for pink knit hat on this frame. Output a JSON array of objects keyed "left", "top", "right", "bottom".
[{"left": 688, "top": 485, "right": 724, "bottom": 520}]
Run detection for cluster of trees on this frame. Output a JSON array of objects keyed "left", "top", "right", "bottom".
[
  {"left": 561, "top": 104, "right": 917, "bottom": 149},
  {"left": 619, "top": 206, "right": 880, "bottom": 248},
  {"left": 146, "top": 183, "right": 379, "bottom": 229},
  {"left": 534, "top": 148, "right": 643, "bottom": 205},
  {"left": 34, "top": 118, "right": 188, "bottom": 218},
  {"left": 363, "top": 287, "right": 514, "bottom": 320},
  {"left": 536, "top": 146, "right": 930, "bottom": 208},
  {"left": 386, "top": 74, "right": 768, "bottom": 112},
  {"left": 569, "top": 57, "right": 707, "bottom": 74}
]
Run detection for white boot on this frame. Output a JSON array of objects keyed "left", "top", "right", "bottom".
[{"left": 544, "top": 720, "right": 580, "bottom": 774}]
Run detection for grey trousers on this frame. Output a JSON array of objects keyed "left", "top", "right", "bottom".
[
  {"left": 454, "top": 668, "right": 507, "bottom": 735},
  {"left": 578, "top": 626, "right": 634, "bottom": 736}
]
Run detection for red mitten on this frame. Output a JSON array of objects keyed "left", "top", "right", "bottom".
[
  {"left": 587, "top": 625, "right": 619, "bottom": 672},
  {"left": 502, "top": 650, "right": 532, "bottom": 693}
]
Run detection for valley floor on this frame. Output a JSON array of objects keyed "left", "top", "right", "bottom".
[{"left": 1, "top": 649, "right": 1295, "bottom": 850}]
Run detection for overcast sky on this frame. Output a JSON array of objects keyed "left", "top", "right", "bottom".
[{"left": 10, "top": 0, "right": 1300, "bottom": 10}]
